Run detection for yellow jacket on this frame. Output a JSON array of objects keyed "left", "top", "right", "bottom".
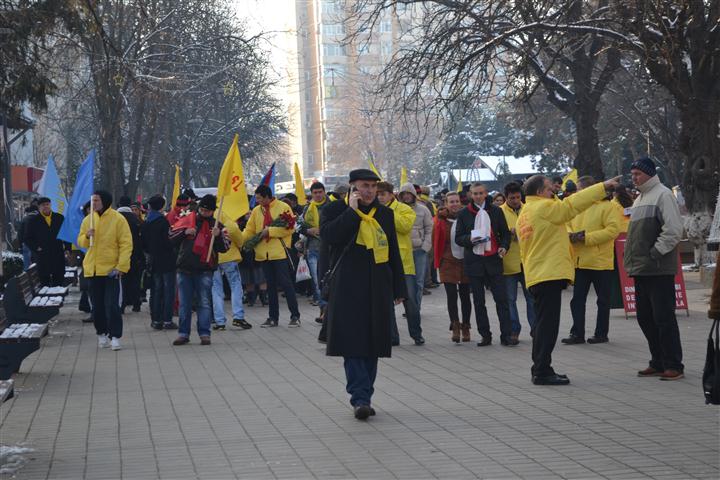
[
  {"left": 517, "top": 183, "right": 607, "bottom": 288},
  {"left": 387, "top": 199, "right": 416, "bottom": 275},
  {"left": 78, "top": 208, "right": 133, "bottom": 277},
  {"left": 568, "top": 200, "right": 620, "bottom": 270},
  {"left": 612, "top": 198, "right": 630, "bottom": 233},
  {"left": 500, "top": 202, "right": 523, "bottom": 275},
  {"left": 218, "top": 213, "right": 244, "bottom": 264},
  {"left": 242, "top": 199, "right": 294, "bottom": 261}
]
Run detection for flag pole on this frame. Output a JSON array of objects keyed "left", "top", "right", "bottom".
[
  {"left": 206, "top": 196, "right": 225, "bottom": 263},
  {"left": 89, "top": 195, "right": 95, "bottom": 247}
]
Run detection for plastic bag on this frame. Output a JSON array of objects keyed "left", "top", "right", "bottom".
[{"left": 295, "top": 256, "right": 311, "bottom": 283}]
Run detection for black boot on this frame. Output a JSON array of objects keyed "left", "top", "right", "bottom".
[
  {"left": 245, "top": 290, "right": 257, "bottom": 307},
  {"left": 259, "top": 290, "right": 269, "bottom": 306}
]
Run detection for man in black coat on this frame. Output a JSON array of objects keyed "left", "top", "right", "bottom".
[
  {"left": 141, "top": 195, "right": 178, "bottom": 330},
  {"left": 455, "top": 182, "right": 515, "bottom": 346},
  {"left": 23, "top": 197, "right": 67, "bottom": 286},
  {"left": 117, "top": 196, "right": 145, "bottom": 312},
  {"left": 321, "top": 169, "right": 406, "bottom": 421}
]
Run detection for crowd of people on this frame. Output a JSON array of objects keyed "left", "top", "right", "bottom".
[{"left": 16, "top": 156, "right": 686, "bottom": 420}]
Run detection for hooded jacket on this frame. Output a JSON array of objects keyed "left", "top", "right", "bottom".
[
  {"left": 242, "top": 199, "right": 295, "bottom": 261},
  {"left": 386, "top": 198, "right": 416, "bottom": 275},
  {"left": 78, "top": 208, "right": 133, "bottom": 277},
  {"left": 623, "top": 175, "right": 683, "bottom": 276},
  {"left": 568, "top": 199, "right": 620, "bottom": 271},
  {"left": 399, "top": 183, "right": 433, "bottom": 252}
]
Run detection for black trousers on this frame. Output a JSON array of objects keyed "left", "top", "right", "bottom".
[
  {"left": 569, "top": 269, "right": 612, "bottom": 338},
  {"left": 122, "top": 266, "right": 142, "bottom": 309},
  {"left": 635, "top": 275, "right": 684, "bottom": 372},
  {"left": 90, "top": 275, "right": 123, "bottom": 338},
  {"left": 262, "top": 259, "right": 300, "bottom": 320},
  {"left": 529, "top": 280, "right": 566, "bottom": 377},
  {"left": 444, "top": 283, "right": 472, "bottom": 325},
  {"left": 469, "top": 273, "right": 512, "bottom": 340}
]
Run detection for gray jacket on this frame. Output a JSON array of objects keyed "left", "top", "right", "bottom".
[
  {"left": 623, "top": 175, "right": 683, "bottom": 276},
  {"left": 410, "top": 202, "right": 433, "bottom": 252}
]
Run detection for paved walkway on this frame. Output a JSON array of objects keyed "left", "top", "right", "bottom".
[{"left": 1, "top": 274, "right": 718, "bottom": 479}]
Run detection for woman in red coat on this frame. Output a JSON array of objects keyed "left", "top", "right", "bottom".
[{"left": 433, "top": 192, "right": 472, "bottom": 343}]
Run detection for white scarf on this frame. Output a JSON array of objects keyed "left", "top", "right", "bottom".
[
  {"left": 449, "top": 219, "right": 464, "bottom": 259},
  {"left": 471, "top": 204, "right": 493, "bottom": 255}
]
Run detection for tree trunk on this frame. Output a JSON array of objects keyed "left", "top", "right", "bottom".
[
  {"left": 678, "top": 102, "right": 720, "bottom": 214},
  {"left": 573, "top": 104, "right": 604, "bottom": 180}
]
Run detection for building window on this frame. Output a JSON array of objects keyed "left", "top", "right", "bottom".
[
  {"left": 324, "top": 85, "right": 339, "bottom": 98},
  {"left": 323, "top": 64, "right": 346, "bottom": 79},
  {"left": 321, "top": 24, "right": 344, "bottom": 36},
  {"left": 380, "top": 20, "right": 392, "bottom": 33},
  {"left": 321, "top": 1, "right": 339, "bottom": 15},
  {"left": 381, "top": 43, "right": 393, "bottom": 56},
  {"left": 322, "top": 43, "right": 346, "bottom": 57},
  {"left": 357, "top": 42, "right": 371, "bottom": 55}
]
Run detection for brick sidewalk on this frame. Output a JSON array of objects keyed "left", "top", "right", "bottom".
[{"left": 1, "top": 275, "right": 718, "bottom": 479}]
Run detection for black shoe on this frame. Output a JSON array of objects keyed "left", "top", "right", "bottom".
[
  {"left": 164, "top": 322, "right": 178, "bottom": 330},
  {"left": 315, "top": 317, "right": 323, "bottom": 324},
  {"left": 354, "top": 405, "right": 372, "bottom": 420},
  {"left": 391, "top": 340, "right": 400, "bottom": 346},
  {"left": 82, "top": 316, "right": 94, "bottom": 323},
  {"left": 260, "top": 318, "right": 278, "bottom": 328},
  {"left": 132, "top": 304, "right": 141, "bottom": 312},
  {"left": 318, "top": 337, "right": 327, "bottom": 344},
  {"left": 532, "top": 374, "right": 571, "bottom": 385},
  {"left": 413, "top": 336, "right": 425, "bottom": 346},
  {"left": 288, "top": 316, "right": 301, "bottom": 328},
  {"left": 422, "top": 288, "right": 431, "bottom": 295},
  {"left": 233, "top": 318, "right": 252, "bottom": 329},
  {"left": 476, "top": 337, "right": 492, "bottom": 347},
  {"left": 501, "top": 337, "right": 519, "bottom": 346},
  {"left": 561, "top": 334, "right": 585, "bottom": 345},
  {"left": 369, "top": 407, "right": 376, "bottom": 416},
  {"left": 213, "top": 324, "right": 226, "bottom": 331},
  {"left": 259, "top": 292, "right": 269, "bottom": 306},
  {"left": 587, "top": 336, "right": 608, "bottom": 344},
  {"left": 151, "top": 322, "right": 164, "bottom": 330}
]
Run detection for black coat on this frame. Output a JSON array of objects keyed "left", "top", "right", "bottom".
[
  {"left": 320, "top": 199, "right": 406, "bottom": 358},
  {"left": 140, "top": 212, "right": 176, "bottom": 273},
  {"left": 119, "top": 210, "right": 146, "bottom": 270},
  {"left": 24, "top": 212, "right": 67, "bottom": 277},
  {"left": 455, "top": 202, "right": 511, "bottom": 277}
]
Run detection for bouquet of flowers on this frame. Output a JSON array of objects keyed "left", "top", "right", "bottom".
[{"left": 243, "top": 211, "right": 296, "bottom": 252}]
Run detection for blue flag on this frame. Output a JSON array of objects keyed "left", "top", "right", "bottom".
[
  {"left": 38, "top": 155, "right": 68, "bottom": 215},
  {"left": 57, "top": 150, "right": 95, "bottom": 246},
  {"left": 250, "top": 163, "right": 276, "bottom": 209}
]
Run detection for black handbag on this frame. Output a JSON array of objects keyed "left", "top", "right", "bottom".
[
  {"left": 703, "top": 318, "right": 720, "bottom": 405},
  {"left": 320, "top": 242, "right": 351, "bottom": 301}
]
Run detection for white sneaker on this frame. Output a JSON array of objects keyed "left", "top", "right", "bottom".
[
  {"left": 111, "top": 337, "right": 122, "bottom": 351},
  {"left": 98, "top": 334, "right": 110, "bottom": 348}
]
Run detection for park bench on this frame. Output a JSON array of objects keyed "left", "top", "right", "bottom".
[
  {"left": 3, "top": 272, "right": 61, "bottom": 324},
  {"left": 0, "top": 379, "right": 14, "bottom": 402},
  {"left": 64, "top": 266, "right": 79, "bottom": 287},
  {"left": 26, "top": 264, "right": 70, "bottom": 298},
  {"left": 0, "top": 304, "right": 48, "bottom": 381}
]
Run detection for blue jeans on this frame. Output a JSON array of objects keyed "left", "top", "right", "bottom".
[
  {"left": 212, "top": 262, "right": 245, "bottom": 325},
  {"left": 413, "top": 249, "right": 427, "bottom": 309},
  {"left": 151, "top": 271, "right": 175, "bottom": 326},
  {"left": 344, "top": 357, "right": 378, "bottom": 407},
  {"left": 391, "top": 275, "right": 423, "bottom": 342},
  {"left": 306, "top": 249, "right": 325, "bottom": 306},
  {"left": 505, "top": 272, "right": 536, "bottom": 334},
  {"left": 22, "top": 244, "right": 32, "bottom": 270},
  {"left": 178, "top": 272, "right": 213, "bottom": 338}
]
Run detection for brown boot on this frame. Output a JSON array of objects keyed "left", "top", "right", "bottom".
[
  {"left": 461, "top": 324, "right": 471, "bottom": 342},
  {"left": 451, "top": 321, "right": 461, "bottom": 343}
]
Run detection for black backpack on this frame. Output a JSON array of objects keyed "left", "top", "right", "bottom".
[{"left": 703, "top": 319, "right": 720, "bottom": 405}]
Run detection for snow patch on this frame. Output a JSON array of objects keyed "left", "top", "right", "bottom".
[{"left": 0, "top": 446, "right": 35, "bottom": 475}]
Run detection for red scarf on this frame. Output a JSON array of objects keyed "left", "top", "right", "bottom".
[
  {"left": 171, "top": 212, "right": 214, "bottom": 265},
  {"left": 432, "top": 216, "right": 448, "bottom": 268},
  {"left": 465, "top": 203, "right": 499, "bottom": 257}
]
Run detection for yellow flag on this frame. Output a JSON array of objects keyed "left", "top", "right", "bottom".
[
  {"left": 368, "top": 159, "right": 383, "bottom": 180},
  {"left": 216, "top": 134, "right": 249, "bottom": 220},
  {"left": 171, "top": 165, "right": 181, "bottom": 209},
  {"left": 456, "top": 169, "right": 463, "bottom": 193},
  {"left": 293, "top": 162, "right": 306, "bottom": 206},
  {"left": 400, "top": 166, "right": 408, "bottom": 186},
  {"left": 562, "top": 168, "right": 578, "bottom": 190}
]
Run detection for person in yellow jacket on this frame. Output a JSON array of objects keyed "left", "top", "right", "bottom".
[
  {"left": 243, "top": 185, "right": 300, "bottom": 327},
  {"left": 517, "top": 174, "right": 620, "bottom": 385},
  {"left": 500, "top": 181, "right": 536, "bottom": 342},
  {"left": 562, "top": 176, "right": 621, "bottom": 346},
  {"left": 377, "top": 181, "right": 422, "bottom": 345},
  {"left": 212, "top": 213, "right": 252, "bottom": 330},
  {"left": 78, "top": 190, "right": 133, "bottom": 351}
]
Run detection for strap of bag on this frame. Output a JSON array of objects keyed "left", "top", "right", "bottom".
[
  {"left": 326, "top": 241, "right": 352, "bottom": 280},
  {"left": 279, "top": 239, "right": 295, "bottom": 272}
]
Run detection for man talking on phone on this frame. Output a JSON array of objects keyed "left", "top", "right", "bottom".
[{"left": 320, "top": 169, "right": 406, "bottom": 420}]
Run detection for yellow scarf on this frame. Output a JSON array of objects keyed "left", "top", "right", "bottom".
[
  {"left": 42, "top": 212, "right": 52, "bottom": 227},
  {"left": 304, "top": 197, "right": 327, "bottom": 229},
  {"left": 355, "top": 207, "right": 389, "bottom": 264}
]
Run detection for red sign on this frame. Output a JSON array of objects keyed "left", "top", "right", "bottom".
[{"left": 614, "top": 234, "right": 689, "bottom": 314}]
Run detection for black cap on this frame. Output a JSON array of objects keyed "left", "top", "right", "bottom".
[
  {"left": 630, "top": 156, "right": 657, "bottom": 177},
  {"left": 37, "top": 196, "right": 51, "bottom": 205},
  {"left": 148, "top": 195, "right": 165, "bottom": 211},
  {"left": 349, "top": 169, "right": 381, "bottom": 182},
  {"left": 198, "top": 194, "right": 217, "bottom": 211}
]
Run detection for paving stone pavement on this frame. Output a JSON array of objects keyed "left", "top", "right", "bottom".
[{"left": 1, "top": 274, "right": 718, "bottom": 479}]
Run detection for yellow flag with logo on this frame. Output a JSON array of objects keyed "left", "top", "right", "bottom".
[
  {"left": 456, "top": 169, "right": 463, "bottom": 193},
  {"left": 400, "top": 166, "right": 408, "bottom": 186},
  {"left": 216, "top": 134, "right": 249, "bottom": 220},
  {"left": 171, "top": 165, "right": 181, "bottom": 209},
  {"left": 293, "top": 162, "right": 306, "bottom": 206},
  {"left": 368, "top": 159, "right": 383, "bottom": 180},
  {"left": 562, "top": 168, "right": 578, "bottom": 190}
]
